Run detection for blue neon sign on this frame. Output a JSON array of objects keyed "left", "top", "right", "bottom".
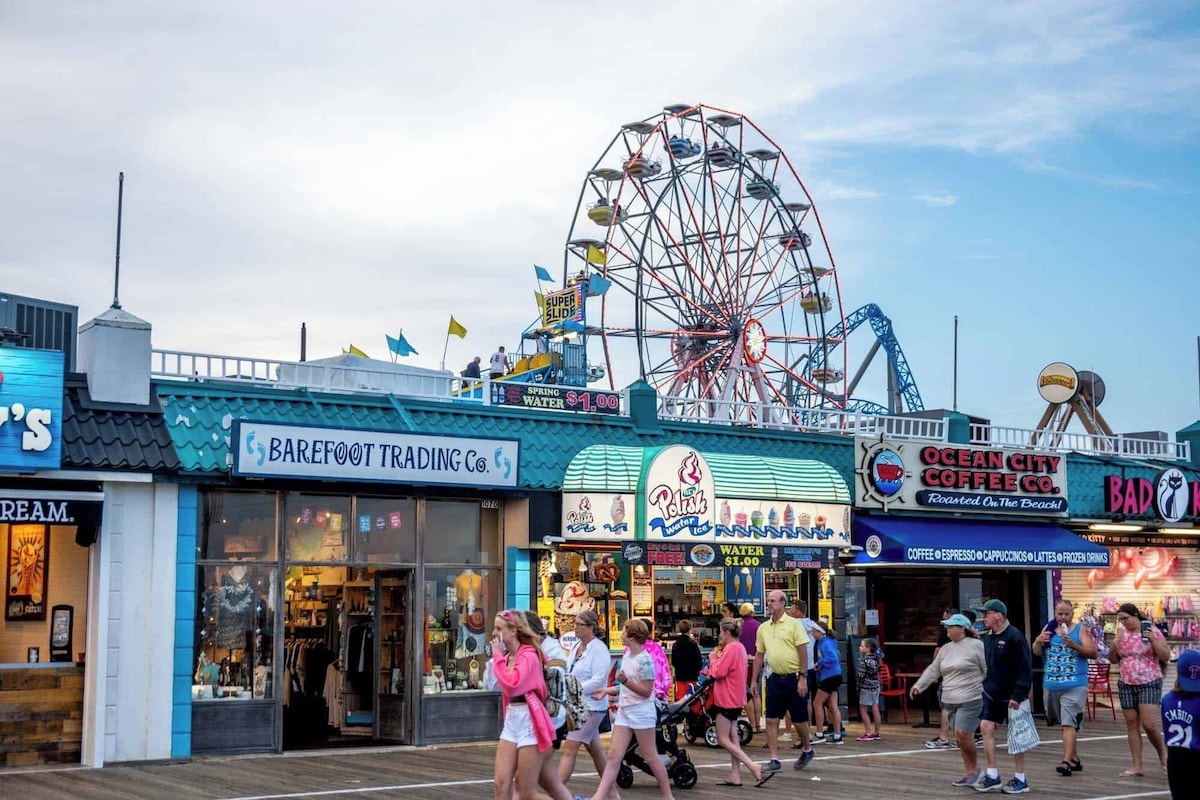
[{"left": 0, "top": 347, "right": 64, "bottom": 472}]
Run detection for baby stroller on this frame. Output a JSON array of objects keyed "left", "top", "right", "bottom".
[
  {"left": 616, "top": 682, "right": 705, "bottom": 790},
  {"left": 680, "top": 677, "right": 754, "bottom": 748}
]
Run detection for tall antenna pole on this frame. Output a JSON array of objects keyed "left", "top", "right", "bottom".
[
  {"left": 953, "top": 315, "right": 959, "bottom": 412},
  {"left": 112, "top": 172, "right": 125, "bottom": 310}
]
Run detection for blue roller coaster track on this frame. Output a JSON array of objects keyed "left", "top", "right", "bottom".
[{"left": 803, "top": 303, "right": 924, "bottom": 415}]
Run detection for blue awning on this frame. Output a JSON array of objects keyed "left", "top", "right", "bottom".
[{"left": 851, "top": 516, "right": 1111, "bottom": 569}]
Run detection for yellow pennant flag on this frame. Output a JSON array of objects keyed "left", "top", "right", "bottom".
[
  {"left": 586, "top": 245, "right": 607, "bottom": 266},
  {"left": 347, "top": 344, "right": 368, "bottom": 358},
  {"left": 448, "top": 316, "right": 468, "bottom": 338},
  {"left": 535, "top": 291, "right": 545, "bottom": 311}
]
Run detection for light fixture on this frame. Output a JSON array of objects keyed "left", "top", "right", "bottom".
[
  {"left": 634, "top": 564, "right": 646, "bottom": 574},
  {"left": 1158, "top": 527, "right": 1200, "bottom": 535},
  {"left": 1087, "top": 523, "right": 1145, "bottom": 532},
  {"left": 740, "top": 567, "right": 750, "bottom": 574}
]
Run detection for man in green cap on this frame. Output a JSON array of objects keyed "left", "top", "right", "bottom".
[{"left": 975, "top": 598, "right": 1033, "bottom": 794}]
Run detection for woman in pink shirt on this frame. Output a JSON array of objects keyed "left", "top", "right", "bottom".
[
  {"left": 491, "top": 609, "right": 564, "bottom": 800},
  {"left": 708, "top": 618, "right": 771, "bottom": 787},
  {"left": 1110, "top": 603, "right": 1170, "bottom": 776}
]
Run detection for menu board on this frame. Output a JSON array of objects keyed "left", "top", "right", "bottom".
[{"left": 631, "top": 572, "right": 654, "bottom": 616}]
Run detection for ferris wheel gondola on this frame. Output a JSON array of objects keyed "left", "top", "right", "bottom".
[{"left": 561, "top": 103, "right": 849, "bottom": 424}]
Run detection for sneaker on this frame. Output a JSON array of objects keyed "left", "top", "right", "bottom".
[
  {"left": 793, "top": 749, "right": 815, "bottom": 770},
  {"left": 925, "top": 736, "right": 952, "bottom": 750},
  {"left": 1000, "top": 777, "right": 1029, "bottom": 794},
  {"left": 973, "top": 774, "right": 1002, "bottom": 793},
  {"left": 953, "top": 771, "right": 981, "bottom": 788},
  {"left": 811, "top": 732, "right": 827, "bottom": 744},
  {"left": 763, "top": 758, "right": 781, "bottom": 773},
  {"left": 974, "top": 733, "right": 984, "bottom": 748},
  {"left": 830, "top": 733, "right": 845, "bottom": 745},
  {"left": 856, "top": 733, "right": 875, "bottom": 742}
]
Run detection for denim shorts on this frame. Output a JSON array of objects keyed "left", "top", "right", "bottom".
[{"left": 859, "top": 688, "right": 880, "bottom": 707}]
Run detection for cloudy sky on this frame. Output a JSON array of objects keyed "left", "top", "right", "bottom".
[{"left": 3, "top": 1, "right": 1198, "bottom": 435}]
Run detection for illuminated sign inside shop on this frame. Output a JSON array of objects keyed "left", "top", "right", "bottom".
[
  {"left": 232, "top": 421, "right": 519, "bottom": 488},
  {"left": 1104, "top": 469, "right": 1200, "bottom": 523},
  {"left": 0, "top": 347, "right": 64, "bottom": 472},
  {"left": 855, "top": 436, "right": 1068, "bottom": 515}
]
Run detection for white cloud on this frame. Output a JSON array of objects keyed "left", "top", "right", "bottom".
[{"left": 914, "top": 193, "right": 958, "bottom": 208}]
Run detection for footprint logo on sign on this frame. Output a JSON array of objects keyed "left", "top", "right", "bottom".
[
  {"left": 494, "top": 447, "right": 512, "bottom": 480},
  {"left": 246, "top": 432, "right": 267, "bottom": 466}
]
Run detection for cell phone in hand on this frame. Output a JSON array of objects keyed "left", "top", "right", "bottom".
[{"left": 1140, "top": 620, "right": 1153, "bottom": 637}]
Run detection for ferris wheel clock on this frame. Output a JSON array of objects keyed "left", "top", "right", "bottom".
[{"left": 743, "top": 319, "right": 767, "bottom": 364}]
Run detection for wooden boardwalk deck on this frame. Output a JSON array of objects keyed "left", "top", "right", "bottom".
[{"left": 0, "top": 713, "right": 1172, "bottom": 800}]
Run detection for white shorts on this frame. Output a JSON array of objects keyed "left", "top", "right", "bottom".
[
  {"left": 500, "top": 703, "right": 538, "bottom": 748},
  {"left": 615, "top": 700, "right": 657, "bottom": 730}
]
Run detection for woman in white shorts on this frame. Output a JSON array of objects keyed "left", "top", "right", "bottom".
[
  {"left": 586, "top": 619, "right": 675, "bottom": 800},
  {"left": 558, "top": 610, "right": 615, "bottom": 795}
]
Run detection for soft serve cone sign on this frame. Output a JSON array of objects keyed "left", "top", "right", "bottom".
[{"left": 646, "top": 447, "right": 716, "bottom": 540}]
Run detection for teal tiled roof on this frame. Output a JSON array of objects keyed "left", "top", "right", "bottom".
[{"left": 156, "top": 382, "right": 857, "bottom": 490}]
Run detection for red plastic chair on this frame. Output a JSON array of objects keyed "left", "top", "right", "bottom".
[
  {"left": 1087, "top": 661, "right": 1116, "bottom": 720},
  {"left": 878, "top": 662, "right": 909, "bottom": 723}
]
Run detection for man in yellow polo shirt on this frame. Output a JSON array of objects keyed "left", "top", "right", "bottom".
[{"left": 752, "top": 589, "right": 813, "bottom": 772}]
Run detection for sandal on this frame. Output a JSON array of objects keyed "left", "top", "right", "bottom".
[
  {"left": 715, "top": 780, "right": 744, "bottom": 787},
  {"left": 1056, "top": 762, "right": 1072, "bottom": 777},
  {"left": 1069, "top": 759, "right": 1082, "bottom": 772},
  {"left": 1118, "top": 769, "right": 1144, "bottom": 777}
]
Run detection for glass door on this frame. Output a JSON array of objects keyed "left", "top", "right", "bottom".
[{"left": 375, "top": 570, "right": 412, "bottom": 743}]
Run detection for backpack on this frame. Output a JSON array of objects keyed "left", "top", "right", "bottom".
[{"left": 544, "top": 658, "right": 589, "bottom": 731}]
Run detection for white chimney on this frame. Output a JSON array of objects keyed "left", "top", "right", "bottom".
[{"left": 77, "top": 306, "right": 152, "bottom": 405}]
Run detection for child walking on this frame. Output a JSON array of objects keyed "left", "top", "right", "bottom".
[{"left": 857, "top": 638, "right": 883, "bottom": 741}]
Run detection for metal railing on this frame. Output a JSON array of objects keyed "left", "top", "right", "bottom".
[
  {"left": 150, "top": 348, "right": 627, "bottom": 414},
  {"left": 151, "top": 349, "right": 1189, "bottom": 460},
  {"left": 970, "top": 423, "right": 1191, "bottom": 461},
  {"left": 656, "top": 395, "right": 947, "bottom": 440}
]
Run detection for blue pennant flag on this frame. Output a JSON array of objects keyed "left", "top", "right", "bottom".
[
  {"left": 386, "top": 332, "right": 418, "bottom": 357},
  {"left": 534, "top": 264, "right": 554, "bottom": 283},
  {"left": 586, "top": 273, "right": 612, "bottom": 296}
]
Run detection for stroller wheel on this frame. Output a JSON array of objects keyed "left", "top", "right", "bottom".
[
  {"left": 683, "top": 729, "right": 696, "bottom": 744},
  {"left": 672, "top": 761, "right": 698, "bottom": 789},
  {"left": 737, "top": 719, "right": 754, "bottom": 746},
  {"left": 704, "top": 725, "right": 720, "bottom": 748},
  {"left": 617, "top": 764, "right": 634, "bottom": 788}
]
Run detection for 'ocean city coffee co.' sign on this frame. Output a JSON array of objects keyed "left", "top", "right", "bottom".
[
  {"left": 855, "top": 437, "right": 1068, "bottom": 515},
  {"left": 1105, "top": 468, "right": 1200, "bottom": 524}
]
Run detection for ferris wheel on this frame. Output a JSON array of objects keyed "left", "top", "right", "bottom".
[{"left": 562, "top": 103, "right": 848, "bottom": 424}]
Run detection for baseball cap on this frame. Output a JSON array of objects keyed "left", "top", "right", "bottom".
[
  {"left": 982, "top": 599, "right": 1008, "bottom": 616},
  {"left": 1178, "top": 649, "right": 1200, "bottom": 693},
  {"left": 739, "top": 602, "right": 755, "bottom": 616},
  {"left": 942, "top": 613, "right": 973, "bottom": 628}
]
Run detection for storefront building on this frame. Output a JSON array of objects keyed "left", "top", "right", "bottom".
[
  {"left": 551, "top": 443, "right": 850, "bottom": 654},
  {"left": 1060, "top": 452, "right": 1200, "bottom": 664},
  {"left": 0, "top": 316, "right": 182, "bottom": 770},
  {"left": 846, "top": 436, "right": 1110, "bottom": 683},
  {"left": 159, "top": 385, "right": 531, "bottom": 754}
]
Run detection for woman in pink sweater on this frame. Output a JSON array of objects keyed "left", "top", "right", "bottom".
[
  {"left": 708, "top": 618, "right": 771, "bottom": 787},
  {"left": 491, "top": 609, "right": 564, "bottom": 800}
]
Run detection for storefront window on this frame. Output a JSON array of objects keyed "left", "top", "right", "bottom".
[
  {"left": 194, "top": 563, "right": 276, "bottom": 701},
  {"left": 421, "top": 566, "right": 500, "bottom": 692},
  {"left": 424, "top": 500, "right": 481, "bottom": 563},
  {"left": 353, "top": 497, "right": 416, "bottom": 563},
  {"left": 285, "top": 494, "right": 350, "bottom": 562},
  {"left": 199, "top": 491, "right": 278, "bottom": 561}
]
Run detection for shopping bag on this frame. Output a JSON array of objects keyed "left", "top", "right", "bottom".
[{"left": 1006, "top": 701, "right": 1040, "bottom": 754}]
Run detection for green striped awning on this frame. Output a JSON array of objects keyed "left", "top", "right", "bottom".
[
  {"left": 563, "top": 445, "right": 849, "bottom": 503},
  {"left": 563, "top": 445, "right": 643, "bottom": 492},
  {"left": 703, "top": 452, "right": 850, "bottom": 503}
]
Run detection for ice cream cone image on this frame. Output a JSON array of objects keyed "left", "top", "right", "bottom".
[
  {"left": 733, "top": 573, "right": 741, "bottom": 596},
  {"left": 746, "top": 572, "right": 753, "bottom": 596},
  {"left": 610, "top": 495, "right": 626, "bottom": 528}
]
